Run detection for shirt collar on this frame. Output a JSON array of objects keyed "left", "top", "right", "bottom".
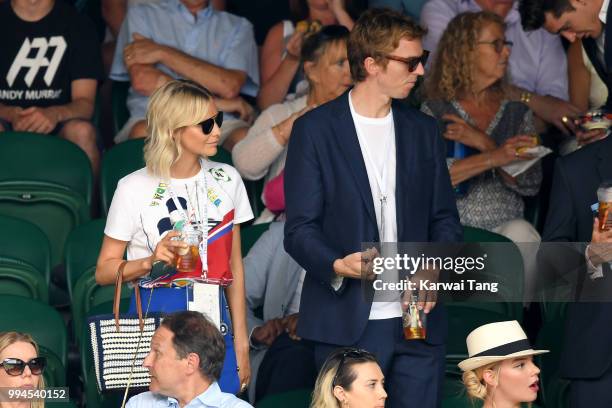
[
  {"left": 600, "top": 0, "right": 609, "bottom": 24},
  {"left": 170, "top": 0, "right": 214, "bottom": 22},
  {"left": 164, "top": 382, "right": 222, "bottom": 408},
  {"left": 459, "top": 0, "right": 520, "bottom": 25}
]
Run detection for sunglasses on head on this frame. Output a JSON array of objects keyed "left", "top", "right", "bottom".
[
  {"left": 385, "top": 50, "right": 429, "bottom": 73},
  {"left": 198, "top": 111, "right": 223, "bottom": 135},
  {"left": 477, "top": 39, "right": 513, "bottom": 53},
  {"left": 331, "top": 349, "right": 370, "bottom": 388},
  {"left": 0, "top": 357, "right": 46, "bottom": 376}
]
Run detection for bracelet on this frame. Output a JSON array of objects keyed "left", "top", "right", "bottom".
[{"left": 520, "top": 91, "right": 532, "bottom": 104}]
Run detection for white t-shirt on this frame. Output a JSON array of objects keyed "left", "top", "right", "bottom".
[
  {"left": 105, "top": 161, "right": 254, "bottom": 278},
  {"left": 348, "top": 91, "right": 402, "bottom": 320}
]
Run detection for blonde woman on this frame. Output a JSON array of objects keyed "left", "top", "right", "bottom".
[
  {"left": 311, "top": 348, "right": 386, "bottom": 408},
  {"left": 458, "top": 321, "right": 548, "bottom": 408},
  {"left": 0, "top": 332, "right": 46, "bottom": 408},
  {"left": 96, "top": 80, "right": 253, "bottom": 394}
]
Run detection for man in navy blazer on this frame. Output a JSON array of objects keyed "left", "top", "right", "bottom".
[
  {"left": 284, "top": 8, "right": 462, "bottom": 408},
  {"left": 542, "top": 135, "right": 612, "bottom": 408}
]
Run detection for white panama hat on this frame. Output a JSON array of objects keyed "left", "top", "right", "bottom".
[{"left": 458, "top": 320, "right": 549, "bottom": 372}]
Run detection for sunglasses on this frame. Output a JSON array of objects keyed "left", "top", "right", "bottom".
[
  {"left": 198, "top": 111, "right": 223, "bottom": 135},
  {"left": 331, "top": 349, "right": 370, "bottom": 388},
  {"left": 0, "top": 357, "right": 46, "bottom": 376},
  {"left": 385, "top": 50, "right": 429, "bottom": 73},
  {"left": 477, "top": 39, "right": 513, "bottom": 53}
]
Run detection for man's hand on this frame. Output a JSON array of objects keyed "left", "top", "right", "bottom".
[
  {"left": 403, "top": 268, "right": 440, "bottom": 314},
  {"left": 282, "top": 313, "right": 301, "bottom": 341},
  {"left": 441, "top": 113, "right": 493, "bottom": 151},
  {"left": 13, "top": 107, "right": 59, "bottom": 134},
  {"left": 532, "top": 95, "right": 582, "bottom": 135},
  {"left": 587, "top": 218, "right": 612, "bottom": 267},
  {"left": 251, "top": 318, "right": 285, "bottom": 347},
  {"left": 124, "top": 33, "right": 164, "bottom": 67},
  {"left": 222, "top": 97, "right": 256, "bottom": 124},
  {"left": 333, "top": 247, "right": 379, "bottom": 280}
]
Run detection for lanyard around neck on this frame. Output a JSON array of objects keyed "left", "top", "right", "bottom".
[{"left": 166, "top": 159, "right": 209, "bottom": 271}]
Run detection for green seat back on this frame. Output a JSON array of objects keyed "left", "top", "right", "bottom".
[
  {"left": 256, "top": 389, "right": 312, "bottom": 408},
  {"left": 100, "top": 139, "right": 146, "bottom": 215},
  {"left": 0, "top": 258, "right": 48, "bottom": 302},
  {"left": 0, "top": 296, "right": 67, "bottom": 368},
  {"left": 111, "top": 81, "right": 130, "bottom": 135},
  {"left": 244, "top": 179, "right": 265, "bottom": 219},
  {"left": 241, "top": 222, "right": 271, "bottom": 255},
  {"left": 39, "top": 347, "right": 66, "bottom": 387},
  {"left": 47, "top": 400, "right": 78, "bottom": 408},
  {"left": 445, "top": 225, "right": 525, "bottom": 363},
  {"left": 81, "top": 302, "right": 130, "bottom": 408},
  {"left": 0, "top": 132, "right": 92, "bottom": 265},
  {"left": 72, "top": 268, "right": 131, "bottom": 344},
  {"left": 65, "top": 218, "right": 106, "bottom": 300},
  {"left": 210, "top": 147, "right": 233, "bottom": 165},
  {"left": 0, "top": 215, "right": 51, "bottom": 281}
]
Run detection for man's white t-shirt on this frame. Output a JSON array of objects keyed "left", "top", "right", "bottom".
[
  {"left": 349, "top": 91, "right": 402, "bottom": 320},
  {"left": 105, "top": 161, "right": 253, "bottom": 278}
]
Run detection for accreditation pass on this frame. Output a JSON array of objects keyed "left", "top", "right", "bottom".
[{"left": 0, "top": 387, "right": 69, "bottom": 401}]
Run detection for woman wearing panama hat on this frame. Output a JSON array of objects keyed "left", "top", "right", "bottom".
[{"left": 458, "top": 320, "right": 548, "bottom": 407}]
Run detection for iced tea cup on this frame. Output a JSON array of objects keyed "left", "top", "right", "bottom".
[
  {"left": 175, "top": 229, "right": 203, "bottom": 273},
  {"left": 402, "top": 295, "right": 427, "bottom": 340},
  {"left": 598, "top": 183, "right": 612, "bottom": 232}
]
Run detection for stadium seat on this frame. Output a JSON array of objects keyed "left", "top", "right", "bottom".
[
  {"left": 244, "top": 178, "right": 265, "bottom": 219},
  {"left": 241, "top": 222, "right": 271, "bottom": 255},
  {"left": 111, "top": 81, "right": 130, "bottom": 136},
  {"left": 0, "top": 132, "right": 92, "bottom": 266},
  {"left": 256, "top": 388, "right": 312, "bottom": 408},
  {"left": 81, "top": 302, "right": 131, "bottom": 408},
  {"left": 0, "top": 295, "right": 67, "bottom": 385},
  {"left": 0, "top": 215, "right": 51, "bottom": 301},
  {"left": 100, "top": 139, "right": 146, "bottom": 216},
  {"left": 445, "top": 226, "right": 525, "bottom": 365},
  {"left": 65, "top": 218, "right": 106, "bottom": 301}
]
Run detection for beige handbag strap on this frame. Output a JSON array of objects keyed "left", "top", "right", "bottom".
[{"left": 113, "top": 260, "right": 144, "bottom": 331}]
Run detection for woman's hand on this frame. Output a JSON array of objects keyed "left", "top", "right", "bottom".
[
  {"left": 490, "top": 135, "right": 537, "bottom": 167},
  {"left": 235, "top": 337, "right": 251, "bottom": 394},
  {"left": 442, "top": 113, "right": 493, "bottom": 151},
  {"left": 285, "top": 31, "right": 304, "bottom": 60},
  {"left": 272, "top": 104, "right": 315, "bottom": 145},
  {"left": 327, "top": 0, "right": 347, "bottom": 16},
  {"left": 147, "top": 230, "right": 184, "bottom": 269}
]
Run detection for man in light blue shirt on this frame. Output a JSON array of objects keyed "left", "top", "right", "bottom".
[
  {"left": 110, "top": 0, "right": 259, "bottom": 144},
  {"left": 126, "top": 311, "right": 253, "bottom": 408},
  {"left": 420, "top": 0, "right": 581, "bottom": 133}
]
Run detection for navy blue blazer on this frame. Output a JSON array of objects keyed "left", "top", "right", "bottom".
[
  {"left": 542, "top": 136, "right": 612, "bottom": 379},
  {"left": 283, "top": 91, "right": 463, "bottom": 346}
]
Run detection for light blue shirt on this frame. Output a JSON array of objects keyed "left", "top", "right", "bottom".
[
  {"left": 125, "top": 382, "right": 254, "bottom": 408},
  {"left": 420, "top": 0, "right": 568, "bottom": 100},
  {"left": 368, "top": 0, "right": 427, "bottom": 21},
  {"left": 110, "top": 0, "right": 259, "bottom": 120}
]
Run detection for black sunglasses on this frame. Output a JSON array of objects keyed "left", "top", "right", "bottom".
[
  {"left": 0, "top": 357, "right": 46, "bottom": 376},
  {"left": 198, "top": 111, "right": 223, "bottom": 135},
  {"left": 385, "top": 50, "right": 429, "bottom": 73},
  {"left": 477, "top": 39, "right": 513, "bottom": 53},
  {"left": 331, "top": 349, "right": 370, "bottom": 388}
]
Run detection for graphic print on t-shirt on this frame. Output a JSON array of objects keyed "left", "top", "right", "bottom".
[
  {"left": 1, "top": 36, "right": 66, "bottom": 103},
  {"left": 151, "top": 182, "right": 235, "bottom": 285}
]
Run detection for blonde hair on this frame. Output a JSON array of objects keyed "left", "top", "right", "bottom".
[
  {"left": 310, "top": 348, "right": 378, "bottom": 408},
  {"left": 0, "top": 332, "right": 45, "bottom": 408},
  {"left": 462, "top": 362, "right": 532, "bottom": 408},
  {"left": 144, "top": 80, "right": 214, "bottom": 180},
  {"left": 425, "top": 11, "right": 506, "bottom": 101}
]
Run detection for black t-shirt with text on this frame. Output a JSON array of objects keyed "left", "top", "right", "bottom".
[{"left": 0, "top": 0, "right": 103, "bottom": 108}]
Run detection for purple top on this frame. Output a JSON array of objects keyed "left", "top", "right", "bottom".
[{"left": 420, "top": 0, "right": 568, "bottom": 100}]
